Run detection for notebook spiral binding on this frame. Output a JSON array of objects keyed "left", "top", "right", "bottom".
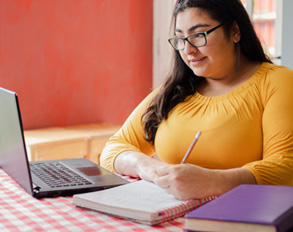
[{"left": 158, "top": 196, "right": 216, "bottom": 223}]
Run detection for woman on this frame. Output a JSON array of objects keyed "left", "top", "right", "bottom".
[{"left": 100, "top": 0, "right": 293, "bottom": 200}]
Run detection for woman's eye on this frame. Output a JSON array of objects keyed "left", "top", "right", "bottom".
[{"left": 192, "top": 33, "right": 204, "bottom": 39}]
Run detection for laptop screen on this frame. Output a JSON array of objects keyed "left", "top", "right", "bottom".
[{"left": 0, "top": 88, "right": 33, "bottom": 195}]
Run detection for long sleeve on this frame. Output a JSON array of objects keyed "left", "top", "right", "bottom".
[
  {"left": 242, "top": 65, "right": 293, "bottom": 185},
  {"left": 100, "top": 89, "right": 159, "bottom": 172}
]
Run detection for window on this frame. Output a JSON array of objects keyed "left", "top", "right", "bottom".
[{"left": 241, "top": 0, "right": 277, "bottom": 60}]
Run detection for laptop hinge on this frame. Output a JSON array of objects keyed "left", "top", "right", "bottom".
[{"left": 33, "top": 183, "right": 41, "bottom": 193}]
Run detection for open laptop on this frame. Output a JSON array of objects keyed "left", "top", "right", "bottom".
[{"left": 0, "top": 87, "right": 129, "bottom": 198}]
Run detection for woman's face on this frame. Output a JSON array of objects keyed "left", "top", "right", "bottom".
[{"left": 175, "top": 8, "right": 239, "bottom": 79}]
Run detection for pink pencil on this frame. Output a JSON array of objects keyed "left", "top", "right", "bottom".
[{"left": 180, "top": 131, "right": 202, "bottom": 164}]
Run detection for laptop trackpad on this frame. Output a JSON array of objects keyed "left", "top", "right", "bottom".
[{"left": 76, "top": 166, "right": 110, "bottom": 176}]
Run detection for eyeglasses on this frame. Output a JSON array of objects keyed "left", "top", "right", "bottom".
[{"left": 168, "top": 24, "right": 223, "bottom": 50}]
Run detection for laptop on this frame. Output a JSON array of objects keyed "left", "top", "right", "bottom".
[{"left": 0, "top": 87, "right": 129, "bottom": 198}]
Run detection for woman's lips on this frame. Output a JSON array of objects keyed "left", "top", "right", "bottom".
[{"left": 189, "top": 57, "right": 206, "bottom": 66}]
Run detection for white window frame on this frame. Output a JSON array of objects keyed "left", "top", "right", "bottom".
[{"left": 152, "top": 0, "right": 174, "bottom": 89}]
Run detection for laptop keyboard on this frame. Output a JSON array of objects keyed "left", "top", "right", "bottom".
[{"left": 30, "top": 162, "right": 92, "bottom": 188}]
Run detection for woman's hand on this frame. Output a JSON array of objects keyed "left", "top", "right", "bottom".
[
  {"left": 154, "top": 164, "right": 217, "bottom": 200},
  {"left": 114, "top": 151, "right": 166, "bottom": 182},
  {"left": 134, "top": 154, "right": 167, "bottom": 181},
  {"left": 115, "top": 152, "right": 256, "bottom": 200},
  {"left": 154, "top": 164, "right": 256, "bottom": 200}
]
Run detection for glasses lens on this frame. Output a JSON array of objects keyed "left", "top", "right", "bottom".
[
  {"left": 170, "top": 37, "right": 185, "bottom": 50},
  {"left": 169, "top": 32, "right": 207, "bottom": 50},
  {"left": 188, "top": 33, "right": 206, "bottom": 47}
]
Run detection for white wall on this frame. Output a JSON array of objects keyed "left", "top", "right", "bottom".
[{"left": 153, "top": 0, "right": 174, "bottom": 89}]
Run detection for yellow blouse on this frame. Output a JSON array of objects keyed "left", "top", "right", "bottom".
[{"left": 100, "top": 62, "right": 293, "bottom": 186}]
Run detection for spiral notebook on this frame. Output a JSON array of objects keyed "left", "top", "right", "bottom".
[{"left": 72, "top": 180, "right": 215, "bottom": 225}]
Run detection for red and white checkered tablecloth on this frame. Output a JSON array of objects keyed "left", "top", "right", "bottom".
[{"left": 0, "top": 169, "right": 184, "bottom": 232}]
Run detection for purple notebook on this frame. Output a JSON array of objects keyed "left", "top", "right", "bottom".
[{"left": 185, "top": 184, "right": 293, "bottom": 232}]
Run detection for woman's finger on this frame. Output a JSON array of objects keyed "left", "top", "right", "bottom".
[
  {"left": 154, "top": 174, "right": 170, "bottom": 189},
  {"left": 156, "top": 164, "right": 171, "bottom": 176}
]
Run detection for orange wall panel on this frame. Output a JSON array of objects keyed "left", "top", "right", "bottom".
[{"left": 0, "top": 0, "right": 153, "bottom": 129}]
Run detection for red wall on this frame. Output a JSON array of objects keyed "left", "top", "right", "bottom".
[{"left": 0, "top": 0, "right": 153, "bottom": 130}]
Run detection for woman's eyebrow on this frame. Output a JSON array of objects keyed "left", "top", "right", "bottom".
[{"left": 175, "top": 24, "right": 210, "bottom": 33}]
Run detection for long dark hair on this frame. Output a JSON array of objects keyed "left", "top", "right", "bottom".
[{"left": 142, "top": 0, "right": 271, "bottom": 144}]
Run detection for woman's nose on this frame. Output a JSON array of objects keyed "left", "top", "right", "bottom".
[{"left": 183, "top": 41, "right": 198, "bottom": 55}]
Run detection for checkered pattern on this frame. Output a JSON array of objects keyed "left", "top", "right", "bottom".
[{"left": 0, "top": 170, "right": 184, "bottom": 232}]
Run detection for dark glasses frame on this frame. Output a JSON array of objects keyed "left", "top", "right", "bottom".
[{"left": 168, "top": 24, "right": 223, "bottom": 50}]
